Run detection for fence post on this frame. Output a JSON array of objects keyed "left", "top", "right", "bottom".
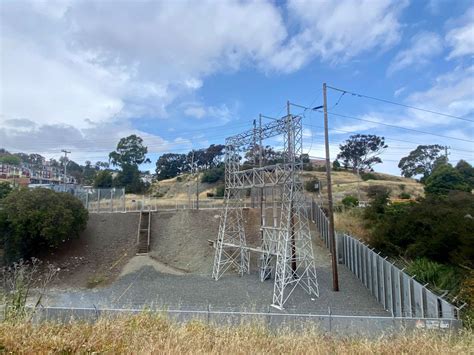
[
  {"left": 110, "top": 189, "right": 114, "bottom": 212},
  {"left": 85, "top": 190, "right": 89, "bottom": 210},
  {"left": 97, "top": 189, "right": 101, "bottom": 213},
  {"left": 122, "top": 189, "right": 126, "bottom": 212}
]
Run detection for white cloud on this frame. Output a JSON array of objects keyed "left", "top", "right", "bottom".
[
  {"left": 387, "top": 32, "right": 443, "bottom": 75},
  {"left": 446, "top": 7, "right": 474, "bottom": 59},
  {"left": 282, "top": 0, "right": 407, "bottom": 66},
  {"left": 183, "top": 103, "right": 233, "bottom": 122},
  {"left": 184, "top": 106, "right": 207, "bottom": 119},
  {"left": 407, "top": 65, "right": 474, "bottom": 122},
  {"left": 394, "top": 87, "right": 406, "bottom": 97},
  {"left": 0, "top": 0, "right": 411, "bottom": 162}
]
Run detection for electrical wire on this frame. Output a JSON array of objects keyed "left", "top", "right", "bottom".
[{"left": 326, "top": 85, "right": 474, "bottom": 123}]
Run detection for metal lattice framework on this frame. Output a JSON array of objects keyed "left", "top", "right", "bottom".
[{"left": 212, "top": 114, "right": 319, "bottom": 309}]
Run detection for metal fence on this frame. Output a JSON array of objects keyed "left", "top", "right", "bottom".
[
  {"left": 30, "top": 306, "right": 461, "bottom": 335},
  {"left": 309, "top": 200, "right": 462, "bottom": 321},
  {"left": 70, "top": 187, "right": 226, "bottom": 213}
]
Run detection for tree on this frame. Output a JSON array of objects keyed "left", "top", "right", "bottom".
[
  {"left": 28, "top": 154, "right": 45, "bottom": 166},
  {"left": 201, "top": 165, "right": 224, "bottom": 183},
  {"left": 369, "top": 191, "right": 473, "bottom": 267},
  {"left": 65, "top": 160, "right": 83, "bottom": 183},
  {"left": 244, "top": 145, "right": 284, "bottom": 166},
  {"left": 0, "top": 182, "right": 12, "bottom": 200},
  {"left": 456, "top": 160, "right": 474, "bottom": 189},
  {"left": 95, "top": 161, "right": 110, "bottom": 170},
  {"left": 113, "top": 165, "right": 147, "bottom": 193},
  {"left": 0, "top": 188, "right": 88, "bottom": 263},
  {"left": 94, "top": 170, "right": 113, "bottom": 188},
  {"left": 398, "top": 145, "right": 447, "bottom": 181},
  {"left": 424, "top": 164, "right": 471, "bottom": 195},
  {"left": 83, "top": 161, "right": 97, "bottom": 185},
  {"left": 109, "top": 135, "right": 150, "bottom": 168},
  {"left": 337, "top": 134, "right": 387, "bottom": 172},
  {"left": 0, "top": 155, "right": 21, "bottom": 165},
  {"left": 155, "top": 153, "right": 188, "bottom": 180}
]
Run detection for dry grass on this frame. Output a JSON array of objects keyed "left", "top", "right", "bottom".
[
  {"left": 334, "top": 209, "right": 371, "bottom": 241},
  {"left": 1, "top": 315, "right": 473, "bottom": 354},
  {"left": 302, "top": 171, "right": 424, "bottom": 202}
]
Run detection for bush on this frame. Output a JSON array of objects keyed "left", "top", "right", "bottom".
[
  {"left": 398, "top": 192, "right": 411, "bottom": 199},
  {"left": 215, "top": 185, "right": 225, "bottom": 197},
  {"left": 342, "top": 195, "right": 359, "bottom": 208},
  {"left": 425, "top": 164, "right": 471, "bottom": 196},
  {"left": 0, "top": 188, "right": 88, "bottom": 263},
  {"left": 365, "top": 185, "right": 391, "bottom": 199},
  {"left": 304, "top": 179, "right": 320, "bottom": 193},
  {"left": 206, "top": 192, "right": 214, "bottom": 198},
  {"left": 360, "top": 172, "right": 378, "bottom": 181},
  {"left": 406, "top": 258, "right": 462, "bottom": 293},
  {"left": 369, "top": 191, "right": 473, "bottom": 267},
  {"left": 0, "top": 181, "right": 12, "bottom": 200},
  {"left": 201, "top": 166, "right": 224, "bottom": 184}
]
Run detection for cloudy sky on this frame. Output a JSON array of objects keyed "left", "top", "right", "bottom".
[{"left": 1, "top": 0, "right": 473, "bottom": 174}]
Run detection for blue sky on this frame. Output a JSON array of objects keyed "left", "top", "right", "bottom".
[{"left": 1, "top": 0, "right": 473, "bottom": 175}]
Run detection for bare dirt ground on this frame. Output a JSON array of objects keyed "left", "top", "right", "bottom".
[{"left": 43, "top": 213, "right": 139, "bottom": 288}]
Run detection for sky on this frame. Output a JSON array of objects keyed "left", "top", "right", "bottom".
[{"left": 1, "top": 0, "right": 473, "bottom": 175}]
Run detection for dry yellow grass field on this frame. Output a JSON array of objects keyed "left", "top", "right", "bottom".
[{"left": 1, "top": 315, "right": 472, "bottom": 353}]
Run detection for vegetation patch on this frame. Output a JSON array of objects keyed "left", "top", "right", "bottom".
[{"left": 0, "top": 314, "right": 472, "bottom": 353}]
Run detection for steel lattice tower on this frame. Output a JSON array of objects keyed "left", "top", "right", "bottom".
[{"left": 212, "top": 113, "right": 319, "bottom": 310}]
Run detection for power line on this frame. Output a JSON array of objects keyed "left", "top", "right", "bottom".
[
  {"left": 326, "top": 111, "right": 474, "bottom": 143},
  {"left": 302, "top": 123, "right": 473, "bottom": 154},
  {"left": 326, "top": 85, "right": 474, "bottom": 123}
]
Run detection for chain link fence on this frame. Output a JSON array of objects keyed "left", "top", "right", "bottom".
[{"left": 30, "top": 305, "right": 461, "bottom": 335}]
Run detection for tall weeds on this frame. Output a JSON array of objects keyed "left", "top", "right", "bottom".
[
  {"left": 0, "top": 258, "right": 58, "bottom": 321},
  {"left": 0, "top": 314, "right": 472, "bottom": 353}
]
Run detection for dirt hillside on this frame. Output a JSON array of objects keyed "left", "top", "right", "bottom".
[
  {"left": 45, "top": 213, "right": 139, "bottom": 288},
  {"left": 149, "top": 209, "right": 260, "bottom": 275}
]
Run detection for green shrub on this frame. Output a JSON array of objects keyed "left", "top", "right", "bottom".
[
  {"left": 215, "top": 185, "right": 225, "bottom": 197},
  {"left": 398, "top": 192, "right": 411, "bottom": 199},
  {"left": 369, "top": 191, "right": 473, "bottom": 267},
  {"left": 406, "top": 258, "right": 462, "bottom": 293},
  {"left": 0, "top": 181, "right": 12, "bottom": 200},
  {"left": 304, "top": 179, "right": 320, "bottom": 192},
  {"left": 201, "top": 166, "right": 224, "bottom": 184},
  {"left": 342, "top": 195, "right": 359, "bottom": 208},
  {"left": 176, "top": 176, "right": 183, "bottom": 182},
  {"left": 206, "top": 192, "right": 214, "bottom": 198},
  {"left": 366, "top": 185, "right": 391, "bottom": 199},
  {"left": 0, "top": 188, "right": 88, "bottom": 263},
  {"left": 360, "top": 172, "right": 378, "bottom": 181},
  {"left": 425, "top": 164, "right": 471, "bottom": 196}
]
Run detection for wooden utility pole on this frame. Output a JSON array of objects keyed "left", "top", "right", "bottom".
[
  {"left": 323, "top": 83, "right": 339, "bottom": 292},
  {"left": 259, "top": 114, "right": 264, "bottom": 240},
  {"left": 61, "top": 149, "right": 71, "bottom": 190}
]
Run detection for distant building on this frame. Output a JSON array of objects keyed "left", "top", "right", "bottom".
[
  {"left": 309, "top": 158, "right": 329, "bottom": 168},
  {"left": 0, "top": 162, "right": 76, "bottom": 186}
]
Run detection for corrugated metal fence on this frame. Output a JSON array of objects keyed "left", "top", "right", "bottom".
[{"left": 310, "top": 200, "right": 461, "bottom": 320}]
